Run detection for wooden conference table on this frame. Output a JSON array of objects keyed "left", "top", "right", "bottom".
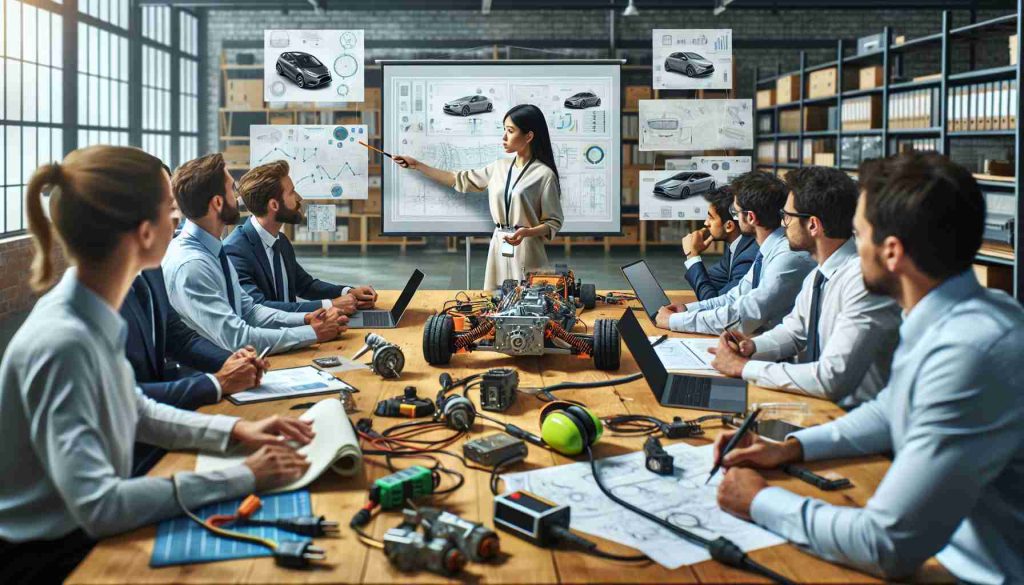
[{"left": 68, "top": 290, "right": 953, "bottom": 584}]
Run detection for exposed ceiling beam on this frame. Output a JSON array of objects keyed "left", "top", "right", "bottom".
[{"left": 136, "top": 0, "right": 1015, "bottom": 10}]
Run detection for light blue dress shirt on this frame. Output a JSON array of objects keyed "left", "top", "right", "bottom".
[
  {"left": 670, "top": 228, "right": 815, "bottom": 334},
  {"left": 162, "top": 220, "right": 317, "bottom": 355},
  {"left": 0, "top": 268, "right": 254, "bottom": 542},
  {"left": 749, "top": 270, "right": 1024, "bottom": 583}
]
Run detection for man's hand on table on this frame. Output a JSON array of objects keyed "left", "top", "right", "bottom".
[
  {"left": 655, "top": 304, "right": 684, "bottom": 330},
  {"left": 713, "top": 432, "right": 804, "bottom": 520},
  {"left": 708, "top": 330, "right": 755, "bottom": 377},
  {"left": 233, "top": 416, "right": 315, "bottom": 489}
]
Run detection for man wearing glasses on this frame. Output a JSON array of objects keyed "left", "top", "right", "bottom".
[
  {"left": 657, "top": 170, "right": 815, "bottom": 335},
  {"left": 707, "top": 166, "right": 901, "bottom": 409},
  {"left": 162, "top": 153, "right": 345, "bottom": 356},
  {"left": 682, "top": 186, "right": 759, "bottom": 301}
]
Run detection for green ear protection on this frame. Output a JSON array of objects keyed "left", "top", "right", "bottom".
[{"left": 539, "top": 401, "right": 603, "bottom": 456}]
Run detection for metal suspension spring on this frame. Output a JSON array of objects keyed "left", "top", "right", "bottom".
[
  {"left": 548, "top": 321, "right": 592, "bottom": 355},
  {"left": 453, "top": 319, "right": 495, "bottom": 350}
]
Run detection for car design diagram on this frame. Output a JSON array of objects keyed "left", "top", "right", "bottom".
[
  {"left": 443, "top": 95, "right": 493, "bottom": 116},
  {"left": 276, "top": 52, "right": 332, "bottom": 89},
  {"left": 664, "top": 52, "right": 715, "bottom": 78},
  {"left": 564, "top": 91, "right": 601, "bottom": 109},
  {"left": 652, "top": 171, "right": 716, "bottom": 200}
]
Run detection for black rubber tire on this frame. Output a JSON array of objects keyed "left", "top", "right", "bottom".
[
  {"left": 686, "top": 65, "right": 695, "bottom": 76},
  {"left": 276, "top": 63, "right": 283, "bottom": 75},
  {"left": 423, "top": 315, "right": 455, "bottom": 365},
  {"left": 486, "top": 102, "right": 493, "bottom": 112},
  {"left": 595, "top": 98, "right": 601, "bottom": 106},
  {"left": 297, "top": 75, "right": 305, "bottom": 88},
  {"left": 681, "top": 187, "right": 690, "bottom": 199},
  {"left": 580, "top": 283, "right": 597, "bottom": 309},
  {"left": 592, "top": 319, "right": 621, "bottom": 371},
  {"left": 462, "top": 106, "right": 470, "bottom": 116},
  {"left": 709, "top": 181, "right": 716, "bottom": 193}
]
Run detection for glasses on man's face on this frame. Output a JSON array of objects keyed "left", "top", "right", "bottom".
[
  {"left": 779, "top": 208, "right": 813, "bottom": 227},
  {"left": 728, "top": 204, "right": 742, "bottom": 220}
]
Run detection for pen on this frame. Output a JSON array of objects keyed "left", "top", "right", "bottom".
[
  {"left": 258, "top": 346, "right": 271, "bottom": 360},
  {"left": 651, "top": 334, "right": 668, "bottom": 347},
  {"left": 357, "top": 140, "right": 394, "bottom": 160},
  {"left": 706, "top": 408, "right": 761, "bottom": 484},
  {"left": 722, "top": 317, "right": 742, "bottom": 347}
]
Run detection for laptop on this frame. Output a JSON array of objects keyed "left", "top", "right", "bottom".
[
  {"left": 621, "top": 259, "right": 672, "bottom": 325},
  {"left": 617, "top": 309, "right": 747, "bottom": 413},
  {"left": 347, "top": 269, "right": 424, "bottom": 329}
]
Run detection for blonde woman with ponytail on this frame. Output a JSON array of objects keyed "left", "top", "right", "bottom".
[{"left": 0, "top": 146, "right": 314, "bottom": 583}]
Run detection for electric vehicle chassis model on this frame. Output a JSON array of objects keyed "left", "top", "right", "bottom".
[{"left": 422, "top": 267, "right": 620, "bottom": 370}]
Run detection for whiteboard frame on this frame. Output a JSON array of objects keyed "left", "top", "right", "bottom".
[{"left": 378, "top": 59, "right": 625, "bottom": 237}]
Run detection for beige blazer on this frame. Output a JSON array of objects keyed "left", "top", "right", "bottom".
[{"left": 453, "top": 158, "right": 564, "bottom": 290}]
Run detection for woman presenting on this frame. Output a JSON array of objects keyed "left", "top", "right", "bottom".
[{"left": 393, "top": 104, "right": 564, "bottom": 291}]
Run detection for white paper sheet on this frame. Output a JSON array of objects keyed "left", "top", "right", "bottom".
[
  {"left": 228, "top": 366, "right": 352, "bottom": 404},
  {"left": 649, "top": 336, "right": 719, "bottom": 371},
  {"left": 196, "top": 398, "right": 362, "bottom": 494},
  {"left": 502, "top": 443, "right": 783, "bottom": 569}
]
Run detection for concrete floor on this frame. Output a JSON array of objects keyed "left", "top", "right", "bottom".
[{"left": 0, "top": 245, "right": 709, "bottom": 358}]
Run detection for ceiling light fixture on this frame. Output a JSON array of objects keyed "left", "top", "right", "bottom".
[{"left": 623, "top": 0, "right": 639, "bottom": 17}]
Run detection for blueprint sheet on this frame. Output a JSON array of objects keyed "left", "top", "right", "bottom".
[{"left": 502, "top": 443, "right": 783, "bottom": 568}]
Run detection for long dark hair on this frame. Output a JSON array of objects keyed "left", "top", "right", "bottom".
[{"left": 504, "top": 104, "right": 559, "bottom": 190}]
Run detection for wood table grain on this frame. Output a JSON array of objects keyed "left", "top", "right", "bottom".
[{"left": 67, "top": 290, "right": 953, "bottom": 584}]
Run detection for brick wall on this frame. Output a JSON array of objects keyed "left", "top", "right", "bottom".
[
  {"left": 0, "top": 236, "right": 67, "bottom": 321},
  {"left": 203, "top": 6, "right": 1010, "bottom": 154}
]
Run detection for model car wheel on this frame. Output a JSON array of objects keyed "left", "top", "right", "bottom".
[
  {"left": 580, "top": 283, "right": 597, "bottom": 310},
  {"left": 461, "top": 106, "right": 470, "bottom": 116},
  {"left": 686, "top": 65, "right": 696, "bottom": 76},
  {"left": 486, "top": 102, "right": 493, "bottom": 112},
  {"left": 276, "top": 63, "right": 284, "bottom": 75},
  {"left": 296, "top": 75, "right": 305, "bottom": 88},
  {"left": 595, "top": 98, "right": 601, "bottom": 106},
  {"left": 681, "top": 187, "right": 690, "bottom": 198},
  {"left": 709, "top": 181, "right": 716, "bottom": 193},
  {"left": 592, "top": 319, "right": 620, "bottom": 371},
  {"left": 423, "top": 314, "right": 455, "bottom": 365}
]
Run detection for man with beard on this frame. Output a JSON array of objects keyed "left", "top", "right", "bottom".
[
  {"left": 707, "top": 167, "right": 901, "bottom": 409},
  {"left": 163, "top": 153, "right": 345, "bottom": 355},
  {"left": 657, "top": 170, "right": 815, "bottom": 334},
  {"left": 714, "top": 152, "right": 1024, "bottom": 583},
  {"left": 225, "top": 161, "right": 377, "bottom": 314},
  {"left": 682, "top": 186, "right": 759, "bottom": 301}
]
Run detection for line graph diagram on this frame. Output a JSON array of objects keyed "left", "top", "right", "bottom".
[{"left": 249, "top": 125, "right": 368, "bottom": 199}]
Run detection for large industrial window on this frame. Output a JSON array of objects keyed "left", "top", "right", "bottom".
[
  {"left": 179, "top": 10, "right": 199, "bottom": 164},
  {"left": 1, "top": 1, "right": 65, "bottom": 236}
]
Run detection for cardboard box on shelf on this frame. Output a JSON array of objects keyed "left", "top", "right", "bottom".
[
  {"left": 974, "top": 263, "right": 1012, "bottom": 293},
  {"left": 803, "top": 106, "right": 830, "bottom": 131},
  {"left": 841, "top": 94, "right": 882, "bottom": 130},
  {"left": 859, "top": 66, "right": 884, "bottom": 90},
  {"left": 223, "top": 145, "right": 250, "bottom": 166},
  {"left": 269, "top": 112, "right": 292, "bottom": 125},
  {"left": 813, "top": 152, "right": 836, "bottom": 166},
  {"left": 776, "top": 75, "right": 800, "bottom": 104},
  {"left": 807, "top": 68, "right": 838, "bottom": 99},
  {"left": 625, "top": 86, "right": 653, "bottom": 110},
  {"left": 226, "top": 80, "right": 263, "bottom": 109},
  {"left": 756, "top": 88, "right": 776, "bottom": 109}
]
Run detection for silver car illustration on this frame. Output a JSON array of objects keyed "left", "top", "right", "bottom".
[
  {"left": 443, "top": 95, "right": 493, "bottom": 116},
  {"left": 564, "top": 91, "right": 601, "bottom": 109},
  {"left": 275, "top": 52, "right": 331, "bottom": 89},
  {"left": 653, "top": 171, "right": 716, "bottom": 200},
  {"left": 664, "top": 52, "right": 715, "bottom": 78}
]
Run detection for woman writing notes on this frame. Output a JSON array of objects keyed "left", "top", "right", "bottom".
[{"left": 393, "top": 104, "right": 564, "bottom": 291}]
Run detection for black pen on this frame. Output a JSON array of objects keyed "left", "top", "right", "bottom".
[
  {"left": 722, "top": 317, "right": 742, "bottom": 348},
  {"left": 651, "top": 334, "right": 668, "bottom": 347},
  {"left": 706, "top": 408, "right": 761, "bottom": 484}
]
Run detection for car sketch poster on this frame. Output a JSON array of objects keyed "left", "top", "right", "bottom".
[
  {"left": 264, "top": 30, "right": 364, "bottom": 102},
  {"left": 249, "top": 125, "right": 368, "bottom": 200},
  {"left": 653, "top": 29, "right": 732, "bottom": 90},
  {"left": 640, "top": 170, "right": 712, "bottom": 221},
  {"left": 381, "top": 62, "right": 622, "bottom": 235},
  {"left": 639, "top": 99, "right": 752, "bottom": 151}
]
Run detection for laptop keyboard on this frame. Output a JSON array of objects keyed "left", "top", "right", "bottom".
[
  {"left": 666, "top": 376, "right": 712, "bottom": 408},
  {"left": 359, "top": 311, "right": 392, "bottom": 327}
]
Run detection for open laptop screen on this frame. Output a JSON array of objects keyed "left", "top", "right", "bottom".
[
  {"left": 616, "top": 309, "right": 668, "bottom": 398},
  {"left": 390, "top": 269, "right": 425, "bottom": 322},
  {"left": 621, "top": 260, "right": 671, "bottom": 323}
]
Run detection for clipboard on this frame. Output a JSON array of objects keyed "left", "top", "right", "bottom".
[{"left": 227, "top": 366, "right": 353, "bottom": 405}]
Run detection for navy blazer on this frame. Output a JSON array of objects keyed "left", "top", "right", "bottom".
[
  {"left": 685, "top": 234, "right": 759, "bottom": 301},
  {"left": 224, "top": 219, "right": 348, "bottom": 313},
  {"left": 121, "top": 269, "right": 232, "bottom": 475}
]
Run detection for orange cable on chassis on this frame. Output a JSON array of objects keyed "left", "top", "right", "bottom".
[{"left": 422, "top": 267, "right": 621, "bottom": 370}]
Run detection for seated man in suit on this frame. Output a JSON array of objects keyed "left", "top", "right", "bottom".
[
  {"left": 225, "top": 160, "right": 377, "bottom": 314},
  {"left": 683, "top": 186, "right": 758, "bottom": 301},
  {"left": 164, "top": 154, "right": 344, "bottom": 355}
]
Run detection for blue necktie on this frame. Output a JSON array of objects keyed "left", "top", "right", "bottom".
[
  {"left": 271, "top": 239, "right": 286, "bottom": 302},
  {"left": 807, "top": 271, "right": 827, "bottom": 362},
  {"left": 218, "top": 248, "right": 237, "bottom": 314},
  {"left": 750, "top": 252, "right": 764, "bottom": 289}
]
